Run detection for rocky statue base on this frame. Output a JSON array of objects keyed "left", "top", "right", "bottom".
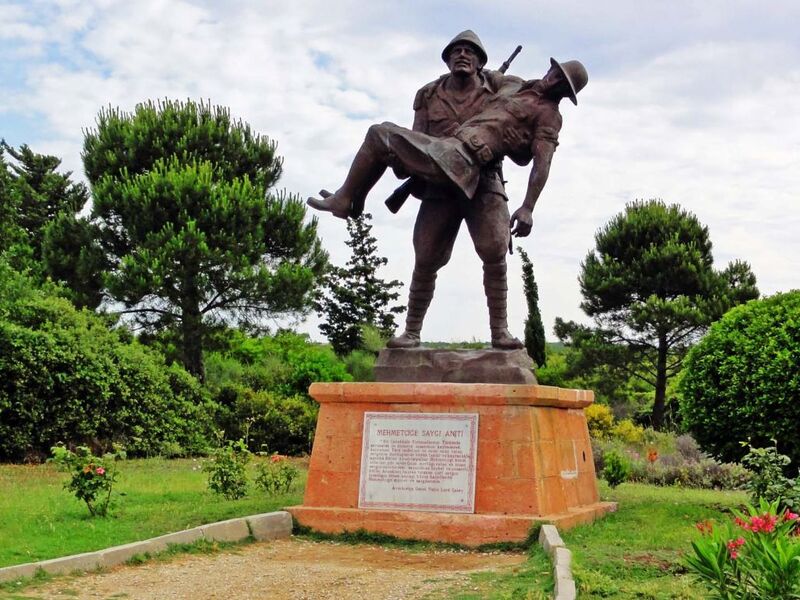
[
  {"left": 288, "top": 382, "right": 616, "bottom": 546},
  {"left": 375, "top": 347, "right": 537, "bottom": 384}
]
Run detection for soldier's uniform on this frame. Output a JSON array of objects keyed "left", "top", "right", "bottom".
[{"left": 385, "top": 43, "right": 561, "bottom": 348}]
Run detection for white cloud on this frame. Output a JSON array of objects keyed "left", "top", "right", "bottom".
[{"left": 2, "top": 0, "right": 799, "bottom": 343}]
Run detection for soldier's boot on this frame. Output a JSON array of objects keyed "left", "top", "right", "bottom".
[
  {"left": 484, "top": 261, "right": 524, "bottom": 350},
  {"left": 387, "top": 270, "right": 437, "bottom": 348},
  {"left": 307, "top": 130, "right": 390, "bottom": 219}
]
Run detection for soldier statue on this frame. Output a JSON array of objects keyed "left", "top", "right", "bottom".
[{"left": 308, "top": 31, "right": 588, "bottom": 350}]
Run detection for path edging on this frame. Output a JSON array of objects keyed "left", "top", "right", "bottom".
[
  {"left": 539, "top": 524, "right": 577, "bottom": 600},
  {"left": 0, "top": 510, "right": 292, "bottom": 584}
]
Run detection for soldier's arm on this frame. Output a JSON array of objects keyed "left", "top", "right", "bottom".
[
  {"left": 412, "top": 87, "right": 430, "bottom": 133},
  {"left": 509, "top": 139, "right": 557, "bottom": 238}
]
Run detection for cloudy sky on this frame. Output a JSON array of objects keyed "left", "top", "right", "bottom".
[{"left": 2, "top": 0, "right": 798, "bottom": 343}]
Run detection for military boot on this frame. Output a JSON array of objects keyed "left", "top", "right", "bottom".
[
  {"left": 387, "top": 270, "right": 437, "bottom": 348},
  {"left": 484, "top": 261, "right": 523, "bottom": 350}
]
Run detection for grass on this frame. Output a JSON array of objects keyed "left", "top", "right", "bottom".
[
  {"left": 0, "top": 456, "right": 305, "bottom": 568},
  {"left": 1, "top": 458, "right": 749, "bottom": 599},
  {"left": 434, "top": 482, "right": 747, "bottom": 599},
  {"left": 566, "top": 482, "right": 747, "bottom": 599}
]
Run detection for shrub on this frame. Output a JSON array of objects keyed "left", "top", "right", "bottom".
[
  {"left": 611, "top": 419, "right": 645, "bottom": 445},
  {"left": 255, "top": 454, "right": 299, "bottom": 495},
  {"left": 49, "top": 445, "right": 124, "bottom": 516},
  {"left": 603, "top": 450, "right": 630, "bottom": 488},
  {"left": 203, "top": 438, "right": 250, "bottom": 500},
  {"left": 585, "top": 403, "right": 615, "bottom": 439},
  {"left": 686, "top": 499, "right": 800, "bottom": 599},
  {"left": 741, "top": 443, "right": 800, "bottom": 511},
  {"left": 0, "top": 297, "right": 214, "bottom": 461},
  {"left": 214, "top": 387, "right": 318, "bottom": 455},
  {"left": 680, "top": 291, "right": 800, "bottom": 465}
]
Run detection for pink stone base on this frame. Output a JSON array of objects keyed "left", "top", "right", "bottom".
[{"left": 288, "top": 502, "right": 617, "bottom": 546}]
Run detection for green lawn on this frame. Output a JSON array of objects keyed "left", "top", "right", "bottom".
[
  {"left": 0, "top": 457, "right": 305, "bottom": 568},
  {"left": 439, "top": 482, "right": 747, "bottom": 599},
  {"left": 1, "top": 460, "right": 747, "bottom": 599}
]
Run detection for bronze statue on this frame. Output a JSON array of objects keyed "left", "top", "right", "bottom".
[{"left": 308, "top": 31, "right": 588, "bottom": 349}]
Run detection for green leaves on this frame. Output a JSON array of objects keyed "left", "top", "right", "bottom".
[
  {"left": 315, "top": 213, "right": 403, "bottom": 356},
  {"left": 680, "top": 291, "right": 800, "bottom": 466},
  {"left": 564, "top": 199, "right": 758, "bottom": 427},
  {"left": 82, "top": 99, "right": 326, "bottom": 378}
]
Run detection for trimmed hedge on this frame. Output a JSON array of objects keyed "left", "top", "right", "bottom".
[{"left": 680, "top": 291, "right": 800, "bottom": 466}]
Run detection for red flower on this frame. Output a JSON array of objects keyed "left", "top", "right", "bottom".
[
  {"left": 270, "top": 454, "right": 286, "bottom": 463},
  {"left": 646, "top": 449, "right": 659, "bottom": 463},
  {"left": 695, "top": 520, "right": 713, "bottom": 535},
  {"left": 783, "top": 510, "right": 799, "bottom": 521}
]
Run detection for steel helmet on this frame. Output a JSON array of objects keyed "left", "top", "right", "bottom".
[
  {"left": 549, "top": 58, "right": 588, "bottom": 105},
  {"left": 441, "top": 30, "right": 488, "bottom": 68}
]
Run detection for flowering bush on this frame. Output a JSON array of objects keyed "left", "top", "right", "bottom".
[
  {"left": 49, "top": 445, "right": 124, "bottom": 516},
  {"left": 255, "top": 454, "right": 299, "bottom": 496},
  {"left": 203, "top": 438, "right": 251, "bottom": 500},
  {"left": 585, "top": 403, "right": 615, "bottom": 439},
  {"left": 686, "top": 499, "right": 800, "bottom": 599}
]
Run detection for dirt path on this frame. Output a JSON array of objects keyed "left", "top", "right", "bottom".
[{"left": 9, "top": 538, "right": 526, "bottom": 600}]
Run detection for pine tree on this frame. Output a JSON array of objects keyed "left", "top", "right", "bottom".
[
  {"left": 80, "top": 99, "right": 327, "bottom": 380},
  {"left": 316, "top": 213, "right": 403, "bottom": 356},
  {"left": 558, "top": 199, "right": 758, "bottom": 428},
  {"left": 517, "top": 247, "right": 547, "bottom": 367}
]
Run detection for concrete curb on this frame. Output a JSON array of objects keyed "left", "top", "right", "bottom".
[
  {"left": 539, "top": 524, "right": 577, "bottom": 600},
  {"left": 0, "top": 510, "right": 292, "bottom": 584}
]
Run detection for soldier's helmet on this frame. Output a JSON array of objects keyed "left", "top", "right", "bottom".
[
  {"left": 549, "top": 58, "right": 588, "bottom": 105},
  {"left": 441, "top": 30, "right": 488, "bottom": 68}
]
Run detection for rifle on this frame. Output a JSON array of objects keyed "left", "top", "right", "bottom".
[{"left": 385, "top": 45, "right": 523, "bottom": 214}]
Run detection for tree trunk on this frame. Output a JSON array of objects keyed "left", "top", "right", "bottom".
[
  {"left": 180, "top": 266, "right": 205, "bottom": 382},
  {"left": 652, "top": 332, "right": 668, "bottom": 429}
]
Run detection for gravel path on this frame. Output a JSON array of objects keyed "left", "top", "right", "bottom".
[{"left": 8, "top": 538, "right": 526, "bottom": 599}]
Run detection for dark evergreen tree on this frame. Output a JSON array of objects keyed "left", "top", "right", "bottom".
[
  {"left": 0, "top": 146, "right": 23, "bottom": 253},
  {"left": 315, "top": 213, "right": 403, "bottom": 356},
  {"left": 0, "top": 141, "right": 89, "bottom": 262},
  {"left": 81, "top": 99, "right": 327, "bottom": 380},
  {"left": 558, "top": 199, "right": 758, "bottom": 429},
  {"left": 517, "top": 246, "right": 546, "bottom": 367}
]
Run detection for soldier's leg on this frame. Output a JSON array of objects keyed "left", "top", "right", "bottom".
[
  {"left": 387, "top": 198, "right": 463, "bottom": 348},
  {"left": 307, "top": 123, "right": 451, "bottom": 219},
  {"left": 466, "top": 193, "right": 523, "bottom": 350}
]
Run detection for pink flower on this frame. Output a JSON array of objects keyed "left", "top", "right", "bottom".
[
  {"left": 783, "top": 510, "right": 799, "bottom": 521},
  {"left": 270, "top": 454, "right": 286, "bottom": 463},
  {"left": 95, "top": 467, "right": 105, "bottom": 475}
]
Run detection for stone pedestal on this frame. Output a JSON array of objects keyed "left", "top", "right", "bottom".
[
  {"left": 374, "top": 348, "right": 537, "bottom": 384},
  {"left": 288, "top": 382, "right": 616, "bottom": 546}
]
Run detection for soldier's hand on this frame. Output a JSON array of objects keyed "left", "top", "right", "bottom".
[{"left": 510, "top": 206, "right": 533, "bottom": 238}]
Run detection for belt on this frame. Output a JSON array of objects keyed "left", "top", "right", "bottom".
[{"left": 456, "top": 132, "right": 495, "bottom": 167}]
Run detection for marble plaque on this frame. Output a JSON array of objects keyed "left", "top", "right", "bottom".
[{"left": 358, "top": 412, "right": 478, "bottom": 513}]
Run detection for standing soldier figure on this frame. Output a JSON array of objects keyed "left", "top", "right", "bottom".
[{"left": 394, "top": 30, "right": 523, "bottom": 349}]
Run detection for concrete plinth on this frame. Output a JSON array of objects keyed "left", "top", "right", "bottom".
[
  {"left": 374, "top": 348, "right": 537, "bottom": 384},
  {"left": 288, "top": 382, "right": 616, "bottom": 546}
]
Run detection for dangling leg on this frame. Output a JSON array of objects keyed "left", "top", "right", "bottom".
[{"left": 307, "top": 127, "right": 389, "bottom": 219}]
